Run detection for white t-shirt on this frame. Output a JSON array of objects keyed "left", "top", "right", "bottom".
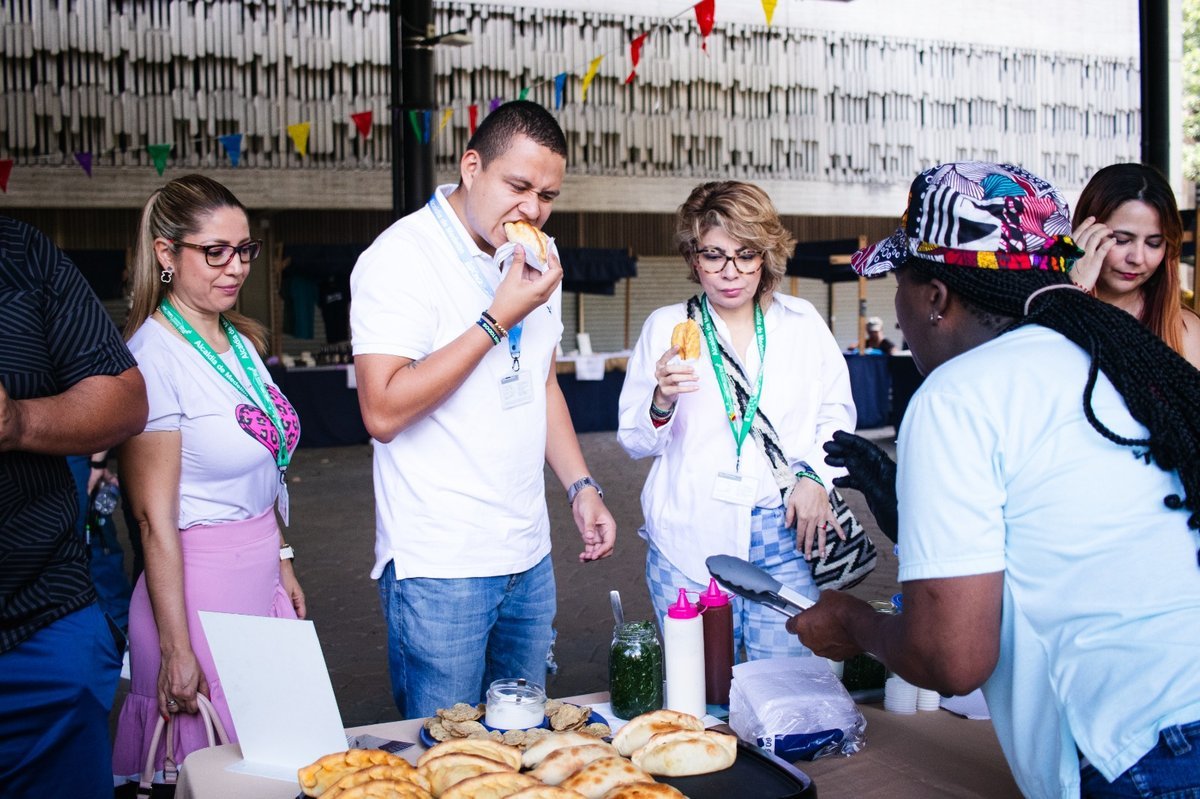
[
  {"left": 617, "top": 294, "right": 856, "bottom": 584},
  {"left": 897, "top": 325, "right": 1200, "bottom": 799},
  {"left": 128, "top": 318, "right": 299, "bottom": 529},
  {"left": 351, "top": 185, "right": 564, "bottom": 580}
]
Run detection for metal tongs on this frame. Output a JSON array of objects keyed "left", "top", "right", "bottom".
[{"left": 706, "top": 554, "right": 815, "bottom": 618}]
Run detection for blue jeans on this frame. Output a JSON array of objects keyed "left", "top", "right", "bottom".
[
  {"left": 0, "top": 603, "right": 122, "bottom": 799},
  {"left": 1081, "top": 720, "right": 1200, "bottom": 798},
  {"left": 644, "top": 505, "right": 819, "bottom": 662},
  {"left": 377, "top": 554, "right": 557, "bottom": 719}
]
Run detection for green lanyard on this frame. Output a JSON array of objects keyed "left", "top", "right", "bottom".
[
  {"left": 159, "top": 299, "right": 291, "bottom": 476},
  {"left": 698, "top": 295, "right": 766, "bottom": 471}
]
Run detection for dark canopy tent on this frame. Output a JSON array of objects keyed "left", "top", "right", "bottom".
[
  {"left": 558, "top": 247, "right": 638, "bottom": 296},
  {"left": 556, "top": 247, "right": 639, "bottom": 348}
]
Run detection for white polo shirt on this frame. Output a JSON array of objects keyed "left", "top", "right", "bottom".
[{"left": 351, "top": 185, "right": 564, "bottom": 580}]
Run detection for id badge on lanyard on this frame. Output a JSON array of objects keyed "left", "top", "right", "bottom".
[
  {"left": 712, "top": 471, "right": 757, "bottom": 506},
  {"left": 499, "top": 370, "right": 534, "bottom": 409}
]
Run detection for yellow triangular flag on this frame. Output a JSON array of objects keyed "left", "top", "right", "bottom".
[
  {"left": 287, "top": 122, "right": 311, "bottom": 157},
  {"left": 761, "top": 0, "right": 777, "bottom": 26},
  {"left": 581, "top": 56, "right": 604, "bottom": 103},
  {"left": 437, "top": 108, "right": 454, "bottom": 137}
]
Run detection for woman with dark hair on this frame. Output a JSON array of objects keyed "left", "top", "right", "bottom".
[
  {"left": 788, "top": 162, "right": 1200, "bottom": 798},
  {"left": 112, "top": 175, "right": 304, "bottom": 784},
  {"left": 1071, "top": 162, "right": 1200, "bottom": 367},
  {"left": 618, "top": 181, "right": 856, "bottom": 660}
]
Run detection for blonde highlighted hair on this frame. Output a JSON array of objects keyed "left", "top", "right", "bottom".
[
  {"left": 126, "top": 174, "right": 267, "bottom": 353},
  {"left": 675, "top": 181, "right": 796, "bottom": 302}
]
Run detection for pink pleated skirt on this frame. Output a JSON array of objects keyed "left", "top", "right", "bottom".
[{"left": 111, "top": 508, "right": 297, "bottom": 780}]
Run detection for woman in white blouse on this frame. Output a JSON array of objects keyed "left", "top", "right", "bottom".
[{"left": 618, "top": 181, "right": 856, "bottom": 659}]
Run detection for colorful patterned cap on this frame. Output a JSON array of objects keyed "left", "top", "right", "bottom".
[{"left": 851, "top": 161, "right": 1083, "bottom": 277}]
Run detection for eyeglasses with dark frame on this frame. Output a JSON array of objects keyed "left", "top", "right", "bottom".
[
  {"left": 173, "top": 239, "right": 264, "bottom": 268},
  {"left": 694, "top": 246, "right": 764, "bottom": 275}
]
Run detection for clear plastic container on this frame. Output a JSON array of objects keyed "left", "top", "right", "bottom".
[
  {"left": 485, "top": 678, "right": 546, "bottom": 730},
  {"left": 609, "top": 620, "right": 664, "bottom": 720}
]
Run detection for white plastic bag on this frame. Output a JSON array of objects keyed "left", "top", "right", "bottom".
[{"left": 728, "top": 656, "right": 866, "bottom": 760}]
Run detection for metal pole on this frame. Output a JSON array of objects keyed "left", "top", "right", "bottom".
[
  {"left": 401, "top": 0, "right": 436, "bottom": 217},
  {"left": 1139, "top": 0, "right": 1169, "bottom": 173},
  {"left": 389, "top": 0, "right": 405, "bottom": 218}
]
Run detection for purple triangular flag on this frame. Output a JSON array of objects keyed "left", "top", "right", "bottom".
[{"left": 74, "top": 152, "right": 93, "bottom": 177}]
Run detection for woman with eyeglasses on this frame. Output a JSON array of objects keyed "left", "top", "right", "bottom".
[
  {"left": 112, "top": 175, "right": 304, "bottom": 783},
  {"left": 617, "top": 181, "right": 855, "bottom": 660}
]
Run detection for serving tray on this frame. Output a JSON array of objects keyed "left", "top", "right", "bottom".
[{"left": 659, "top": 738, "right": 817, "bottom": 799}]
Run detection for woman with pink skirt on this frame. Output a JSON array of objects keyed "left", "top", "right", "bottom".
[{"left": 112, "top": 175, "right": 305, "bottom": 785}]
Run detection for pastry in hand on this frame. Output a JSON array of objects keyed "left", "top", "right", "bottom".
[
  {"left": 670, "top": 320, "right": 701, "bottom": 360},
  {"left": 504, "top": 221, "right": 550, "bottom": 265}
]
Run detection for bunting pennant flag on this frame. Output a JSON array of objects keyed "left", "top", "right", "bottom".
[
  {"left": 0, "top": 159, "right": 11, "bottom": 192},
  {"left": 581, "top": 56, "right": 603, "bottom": 103},
  {"left": 468, "top": 105, "right": 479, "bottom": 136},
  {"left": 422, "top": 110, "right": 431, "bottom": 144},
  {"left": 74, "top": 152, "right": 93, "bottom": 177},
  {"left": 218, "top": 134, "right": 243, "bottom": 167},
  {"left": 437, "top": 108, "right": 453, "bottom": 137},
  {"left": 518, "top": 87, "right": 531, "bottom": 101},
  {"left": 694, "top": 0, "right": 715, "bottom": 51},
  {"left": 407, "top": 110, "right": 422, "bottom": 142},
  {"left": 147, "top": 143, "right": 172, "bottom": 176},
  {"left": 554, "top": 73, "right": 567, "bottom": 109},
  {"left": 625, "top": 32, "right": 649, "bottom": 84},
  {"left": 489, "top": 97, "right": 503, "bottom": 113},
  {"left": 351, "top": 110, "right": 373, "bottom": 139},
  {"left": 761, "top": 0, "right": 777, "bottom": 26},
  {"left": 287, "top": 122, "right": 311, "bottom": 157}
]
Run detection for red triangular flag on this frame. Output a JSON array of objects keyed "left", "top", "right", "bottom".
[
  {"left": 0, "top": 159, "right": 12, "bottom": 193},
  {"left": 351, "top": 110, "right": 373, "bottom": 139},
  {"left": 625, "top": 32, "right": 649, "bottom": 84},
  {"left": 694, "top": 0, "right": 715, "bottom": 51},
  {"left": 468, "top": 105, "right": 479, "bottom": 136}
]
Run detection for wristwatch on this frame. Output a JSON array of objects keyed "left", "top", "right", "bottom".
[
  {"left": 279, "top": 545, "right": 296, "bottom": 561},
  {"left": 566, "top": 476, "right": 604, "bottom": 506}
]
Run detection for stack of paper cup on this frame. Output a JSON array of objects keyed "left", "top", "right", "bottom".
[
  {"left": 884, "top": 675, "right": 918, "bottom": 713},
  {"left": 917, "top": 688, "right": 941, "bottom": 711}
]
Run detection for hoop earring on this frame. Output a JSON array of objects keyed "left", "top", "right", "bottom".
[{"left": 160, "top": 269, "right": 173, "bottom": 284}]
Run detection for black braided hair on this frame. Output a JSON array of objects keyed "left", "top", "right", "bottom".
[{"left": 905, "top": 259, "right": 1200, "bottom": 559}]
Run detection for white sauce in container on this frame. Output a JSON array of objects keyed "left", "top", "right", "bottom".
[{"left": 485, "top": 678, "right": 546, "bottom": 730}]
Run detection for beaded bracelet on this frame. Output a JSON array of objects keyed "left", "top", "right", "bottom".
[
  {"left": 649, "top": 402, "right": 675, "bottom": 420},
  {"left": 481, "top": 310, "right": 508, "bottom": 338},
  {"left": 476, "top": 317, "right": 501, "bottom": 345},
  {"left": 795, "top": 469, "right": 824, "bottom": 488}
]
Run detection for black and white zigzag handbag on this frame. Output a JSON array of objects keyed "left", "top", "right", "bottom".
[{"left": 809, "top": 489, "right": 877, "bottom": 590}]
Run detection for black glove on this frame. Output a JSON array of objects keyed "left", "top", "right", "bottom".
[{"left": 823, "top": 430, "right": 898, "bottom": 543}]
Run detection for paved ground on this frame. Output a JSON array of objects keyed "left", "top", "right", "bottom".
[{"left": 111, "top": 427, "right": 899, "bottom": 730}]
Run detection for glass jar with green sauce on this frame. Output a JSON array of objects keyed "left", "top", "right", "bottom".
[{"left": 609, "top": 620, "right": 664, "bottom": 720}]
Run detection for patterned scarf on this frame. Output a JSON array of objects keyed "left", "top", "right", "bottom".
[{"left": 686, "top": 295, "right": 801, "bottom": 504}]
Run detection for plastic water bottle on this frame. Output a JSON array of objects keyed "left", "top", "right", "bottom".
[
  {"left": 698, "top": 578, "right": 734, "bottom": 705},
  {"left": 662, "top": 588, "right": 706, "bottom": 718},
  {"left": 92, "top": 480, "right": 120, "bottom": 516}
]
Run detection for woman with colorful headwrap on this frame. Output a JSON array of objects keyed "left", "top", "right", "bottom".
[{"left": 789, "top": 162, "right": 1200, "bottom": 798}]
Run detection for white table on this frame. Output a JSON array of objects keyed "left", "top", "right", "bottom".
[{"left": 175, "top": 693, "right": 1019, "bottom": 799}]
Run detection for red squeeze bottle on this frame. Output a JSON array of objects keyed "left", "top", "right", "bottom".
[{"left": 698, "top": 578, "right": 734, "bottom": 705}]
